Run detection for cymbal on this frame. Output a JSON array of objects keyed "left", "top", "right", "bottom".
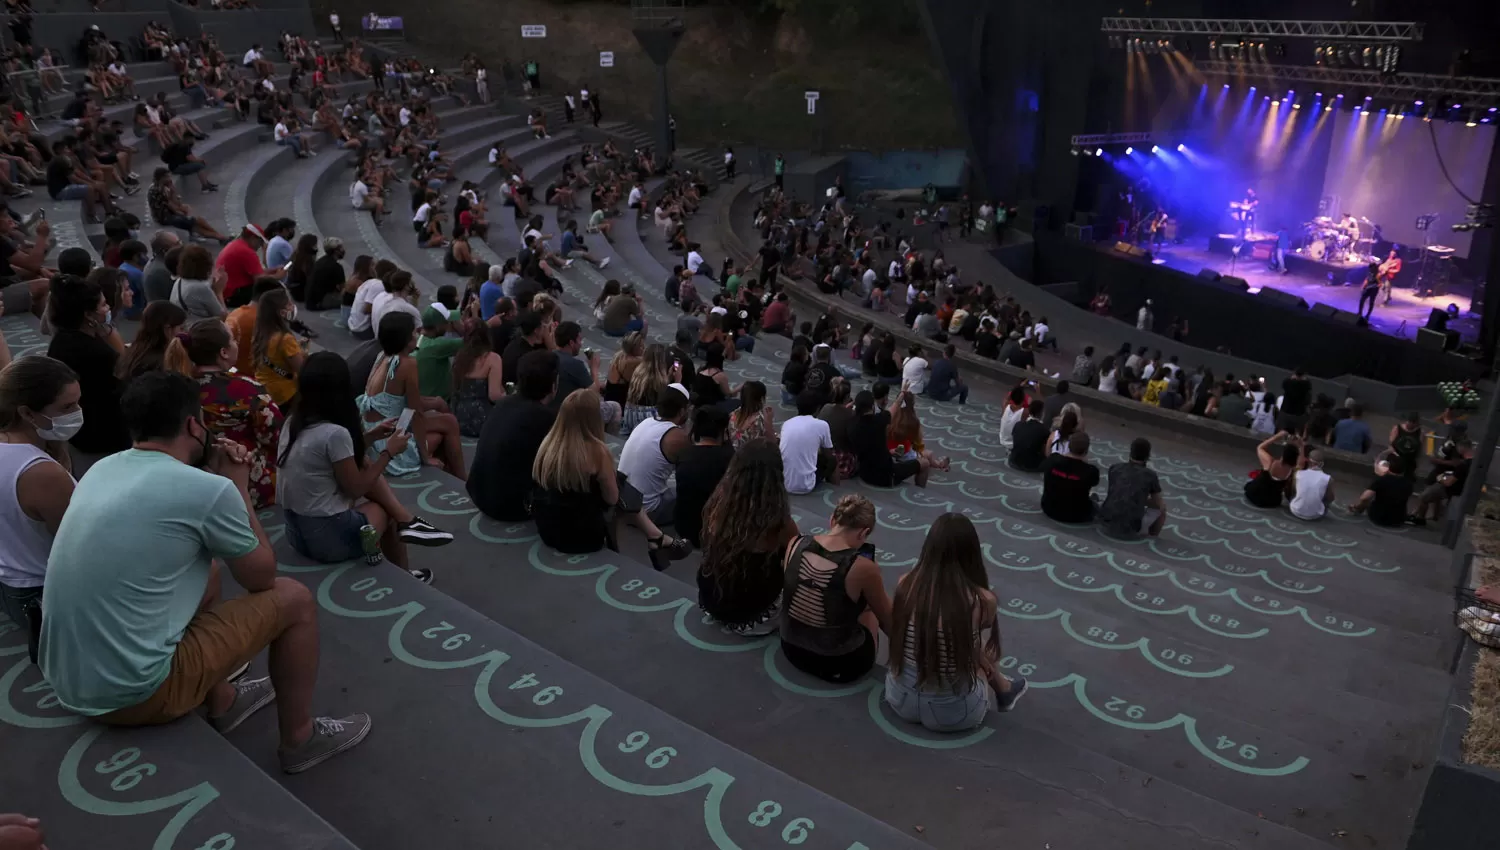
[{"left": 1313, "top": 216, "right": 1333, "bottom": 224}]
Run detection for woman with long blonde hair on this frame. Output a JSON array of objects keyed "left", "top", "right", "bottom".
[
  {"left": 885, "top": 513, "right": 1027, "bottom": 731},
  {"left": 621, "top": 343, "right": 673, "bottom": 437},
  {"left": 697, "top": 439, "right": 800, "bottom": 636},
  {"left": 531, "top": 389, "right": 690, "bottom": 566},
  {"left": 602, "top": 330, "right": 644, "bottom": 407}
]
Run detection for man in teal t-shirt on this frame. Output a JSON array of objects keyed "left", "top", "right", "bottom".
[
  {"left": 774, "top": 154, "right": 785, "bottom": 189},
  {"left": 40, "top": 371, "right": 371, "bottom": 774}
]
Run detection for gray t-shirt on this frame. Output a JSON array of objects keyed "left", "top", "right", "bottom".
[
  {"left": 276, "top": 421, "right": 356, "bottom": 517},
  {"left": 143, "top": 258, "right": 175, "bottom": 303},
  {"left": 553, "top": 352, "right": 593, "bottom": 409},
  {"left": 677, "top": 312, "right": 703, "bottom": 338},
  {"left": 169, "top": 276, "right": 227, "bottom": 321}
]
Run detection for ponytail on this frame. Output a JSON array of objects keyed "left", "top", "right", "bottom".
[{"left": 164, "top": 335, "right": 194, "bottom": 377}]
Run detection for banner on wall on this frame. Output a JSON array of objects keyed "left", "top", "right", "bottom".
[{"left": 363, "top": 15, "right": 404, "bottom": 31}]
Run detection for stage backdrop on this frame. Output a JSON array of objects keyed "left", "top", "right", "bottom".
[{"left": 1321, "top": 114, "right": 1495, "bottom": 258}]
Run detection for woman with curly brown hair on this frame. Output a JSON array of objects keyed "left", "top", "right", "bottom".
[
  {"left": 779, "top": 494, "right": 891, "bottom": 683},
  {"left": 697, "top": 438, "right": 800, "bottom": 636}
]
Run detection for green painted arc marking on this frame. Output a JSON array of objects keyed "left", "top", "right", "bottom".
[
  {"left": 56, "top": 726, "right": 225, "bottom": 850},
  {"left": 863, "top": 686, "right": 996, "bottom": 750},
  {"left": 469, "top": 512, "right": 539, "bottom": 543},
  {"left": 761, "top": 641, "right": 875, "bottom": 698},
  {"left": 296, "top": 560, "right": 779, "bottom": 850},
  {"left": 993, "top": 600, "right": 1235, "bottom": 678},
  {"left": 672, "top": 604, "right": 772, "bottom": 654},
  {"left": 0, "top": 656, "right": 84, "bottom": 729},
  {"left": 1038, "top": 676, "right": 1310, "bottom": 778}
]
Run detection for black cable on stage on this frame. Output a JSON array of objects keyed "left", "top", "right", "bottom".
[{"left": 1428, "top": 116, "right": 1480, "bottom": 206}]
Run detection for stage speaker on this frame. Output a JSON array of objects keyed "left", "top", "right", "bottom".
[
  {"left": 1256, "top": 287, "right": 1309, "bottom": 310},
  {"left": 1218, "top": 275, "right": 1249, "bottom": 292},
  {"left": 1426, "top": 308, "right": 1451, "bottom": 331},
  {"left": 1064, "top": 223, "right": 1093, "bottom": 242},
  {"left": 1310, "top": 302, "right": 1338, "bottom": 319},
  {"left": 1197, "top": 268, "right": 1222, "bottom": 282},
  {"left": 1417, "top": 327, "right": 1449, "bottom": 351},
  {"left": 1330, "top": 309, "right": 1362, "bottom": 327},
  {"left": 1113, "top": 242, "right": 1152, "bottom": 260}
]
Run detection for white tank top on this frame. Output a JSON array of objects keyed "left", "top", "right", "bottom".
[
  {"left": 1289, "top": 468, "right": 1331, "bottom": 520},
  {"left": 618, "top": 417, "right": 678, "bottom": 511},
  {"left": 0, "top": 443, "right": 62, "bottom": 588}
]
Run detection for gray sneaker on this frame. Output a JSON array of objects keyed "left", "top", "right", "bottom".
[
  {"left": 208, "top": 676, "right": 276, "bottom": 734},
  {"left": 279, "top": 714, "right": 373, "bottom": 774}
]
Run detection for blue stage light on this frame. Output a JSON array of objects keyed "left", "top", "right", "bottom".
[
  {"left": 1125, "top": 146, "right": 1134, "bottom": 155},
  {"left": 1176, "top": 143, "right": 1186, "bottom": 152},
  {"left": 1150, "top": 145, "right": 1160, "bottom": 153},
  {"left": 1095, "top": 148, "right": 1103, "bottom": 156}
]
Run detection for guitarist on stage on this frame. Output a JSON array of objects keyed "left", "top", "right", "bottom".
[
  {"left": 1146, "top": 207, "right": 1168, "bottom": 251},
  {"left": 1377, "top": 248, "right": 1402, "bottom": 305}
]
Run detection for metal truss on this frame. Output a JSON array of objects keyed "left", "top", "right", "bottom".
[
  {"left": 1100, "top": 18, "right": 1424, "bottom": 42},
  {"left": 1196, "top": 61, "right": 1500, "bottom": 107},
  {"left": 1070, "top": 132, "right": 1157, "bottom": 147}
]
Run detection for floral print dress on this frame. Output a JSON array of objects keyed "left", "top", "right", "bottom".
[{"left": 197, "top": 371, "right": 284, "bottom": 509}]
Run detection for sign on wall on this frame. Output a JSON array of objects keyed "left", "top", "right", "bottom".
[
  {"left": 521, "top": 25, "right": 547, "bottom": 38},
  {"left": 804, "top": 91, "right": 820, "bottom": 115},
  {"left": 599, "top": 51, "right": 614, "bottom": 67}
]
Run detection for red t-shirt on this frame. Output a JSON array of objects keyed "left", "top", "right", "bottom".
[
  {"left": 216, "top": 238, "right": 265, "bottom": 299},
  {"left": 762, "top": 300, "right": 790, "bottom": 331}
]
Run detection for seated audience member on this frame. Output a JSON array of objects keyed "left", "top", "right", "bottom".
[
  {"left": 278, "top": 353, "right": 454, "bottom": 584},
  {"left": 226, "top": 278, "right": 283, "bottom": 372},
  {"left": 252, "top": 288, "right": 304, "bottom": 407},
  {"left": 620, "top": 345, "right": 673, "bottom": 438},
  {"left": 1070, "top": 346, "right": 1098, "bottom": 387},
  {"left": 780, "top": 391, "right": 836, "bottom": 495},
  {"left": 820, "top": 378, "right": 859, "bottom": 480},
  {"left": 729, "top": 380, "right": 775, "bottom": 448},
  {"left": 0, "top": 356, "right": 79, "bottom": 637},
  {"left": 697, "top": 439, "right": 801, "bottom": 636},
  {"left": 618, "top": 381, "right": 691, "bottom": 524},
  {"left": 305, "top": 237, "right": 347, "bottom": 311},
  {"left": 1347, "top": 455, "right": 1414, "bottom": 527},
  {"left": 1098, "top": 437, "right": 1167, "bottom": 538},
  {"left": 1216, "top": 381, "right": 1251, "bottom": 427},
  {"left": 1245, "top": 431, "right": 1299, "bottom": 509},
  {"left": 673, "top": 406, "right": 735, "bottom": 549},
  {"left": 166, "top": 320, "right": 282, "bottom": 509},
  {"left": 888, "top": 390, "right": 948, "bottom": 473},
  {"left": 1331, "top": 403, "right": 1372, "bottom": 454},
  {"left": 1007, "top": 399, "right": 1049, "bottom": 472},
  {"left": 1039, "top": 431, "right": 1100, "bottom": 523},
  {"left": 850, "top": 389, "right": 928, "bottom": 488},
  {"left": 1409, "top": 439, "right": 1473, "bottom": 527},
  {"left": 925, "top": 344, "right": 968, "bottom": 404},
  {"left": 779, "top": 494, "right": 891, "bottom": 683},
  {"left": 1288, "top": 448, "right": 1335, "bottom": 521},
  {"left": 359, "top": 311, "right": 466, "bottom": 479},
  {"left": 599, "top": 282, "right": 644, "bottom": 337},
  {"left": 468, "top": 349, "right": 560, "bottom": 521},
  {"left": 885, "top": 513, "right": 1027, "bottom": 732},
  {"left": 46, "top": 274, "right": 131, "bottom": 457},
  {"left": 169, "top": 244, "right": 228, "bottom": 320},
  {"left": 450, "top": 319, "right": 505, "bottom": 438},
  {"left": 39, "top": 371, "right": 370, "bottom": 773},
  {"left": 530, "top": 389, "right": 692, "bottom": 564},
  {"left": 116, "top": 301, "right": 187, "bottom": 380}
]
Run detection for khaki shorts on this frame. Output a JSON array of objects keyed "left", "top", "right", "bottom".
[{"left": 98, "top": 591, "right": 283, "bottom": 726}]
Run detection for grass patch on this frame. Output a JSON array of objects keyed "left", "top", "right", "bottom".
[{"left": 1462, "top": 646, "right": 1500, "bottom": 771}]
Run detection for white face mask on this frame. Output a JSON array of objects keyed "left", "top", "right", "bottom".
[{"left": 34, "top": 409, "right": 85, "bottom": 441}]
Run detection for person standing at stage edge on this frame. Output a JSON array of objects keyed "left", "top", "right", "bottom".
[
  {"left": 1136, "top": 299, "right": 1153, "bottom": 332},
  {"left": 1357, "top": 262, "right": 1381, "bottom": 323}
]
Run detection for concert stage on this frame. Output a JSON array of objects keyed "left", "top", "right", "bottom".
[{"left": 1150, "top": 240, "right": 1479, "bottom": 344}]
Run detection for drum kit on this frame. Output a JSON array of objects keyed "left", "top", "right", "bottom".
[{"left": 1303, "top": 215, "right": 1377, "bottom": 264}]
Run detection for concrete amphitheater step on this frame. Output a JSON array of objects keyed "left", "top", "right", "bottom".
[
  {"left": 0, "top": 639, "right": 357, "bottom": 850},
  {"left": 230, "top": 497, "right": 928, "bottom": 850}
]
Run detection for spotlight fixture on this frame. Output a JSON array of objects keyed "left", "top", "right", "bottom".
[
  {"left": 1176, "top": 143, "right": 1186, "bottom": 152},
  {"left": 1467, "top": 109, "right": 1479, "bottom": 128},
  {"left": 1150, "top": 145, "right": 1160, "bottom": 153},
  {"left": 1125, "top": 146, "right": 1134, "bottom": 155},
  {"left": 1071, "top": 146, "right": 1080, "bottom": 156},
  {"left": 1095, "top": 148, "right": 1103, "bottom": 156}
]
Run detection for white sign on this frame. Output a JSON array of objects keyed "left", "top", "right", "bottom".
[
  {"left": 599, "top": 51, "right": 614, "bottom": 67},
  {"left": 804, "top": 90, "right": 820, "bottom": 115},
  {"left": 521, "top": 25, "right": 547, "bottom": 38}
]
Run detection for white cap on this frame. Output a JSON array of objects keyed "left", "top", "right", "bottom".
[
  {"left": 710, "top": 306, "right": 728, "bottom": 316},
  {"left": 667, "top": 382, "right": 690, "bottom": 399}
]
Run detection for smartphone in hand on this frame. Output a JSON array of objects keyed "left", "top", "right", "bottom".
[
  {"left": 395, "top": 407, "right": 415, "bottom": 434},
  {"left": 858, "top": 542, "right": 877, "bottom": 561}
]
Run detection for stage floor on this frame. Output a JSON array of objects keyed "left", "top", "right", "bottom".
[{"left": 1152, "top": 242, "right": 1479, "bottom": 343}]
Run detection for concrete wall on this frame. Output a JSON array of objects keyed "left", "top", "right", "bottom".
[{"left": 842, "top": 150, "right": 967, "bottom": 193}]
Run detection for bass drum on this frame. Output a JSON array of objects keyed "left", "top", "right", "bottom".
[{"left": 1308, "top": 239, "right": 1327, "bottom": 261}]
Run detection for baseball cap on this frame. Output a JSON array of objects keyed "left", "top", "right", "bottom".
[
  {"left": 242, "top": 223, "right": 266, "bottom": 241},
  {"left": 667, "top": 382, "right": 690, "bottom": 399},
  {"left": 420, "top": 306, "right": 449, "bottom": 330}
]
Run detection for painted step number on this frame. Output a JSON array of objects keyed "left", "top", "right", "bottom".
[{"left": 1215, "top": 735, "right": 1259, "bottom": 760}]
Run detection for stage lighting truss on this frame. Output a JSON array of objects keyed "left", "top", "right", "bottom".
[
  {"left": 1100, "top": 18, "right": 1424, "bottom": 42},
  {"left": 1113, "top": 34, "right": 1180, "bottom": 54},
  {"left": 1314, "top": 42, "right": 1401, "bottom": 73},
  {"left": 1197, "top": 61, "right": 1500, "bottom": 113},
  {"left": 1070, "top": 132, "right": 1158, "bottom": 148}
]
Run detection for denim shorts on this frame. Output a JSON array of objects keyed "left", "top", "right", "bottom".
[
  {"left": 55, "top": 184, "right": 90, "bottom": 201},
  {"left": 884, "top": 666, "right": 992, "bottom": 733},
  {"left": 285, "top": 507, "right": 368, "bottom": 563}
]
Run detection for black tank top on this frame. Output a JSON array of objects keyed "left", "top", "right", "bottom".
[{"left": 780, "top": 536, "right": 868, "bottom": 656}]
